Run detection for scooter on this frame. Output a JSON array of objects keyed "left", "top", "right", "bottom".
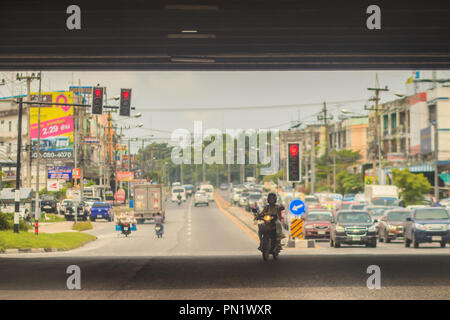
[
  {"left": 255, "top": 213, "right": 281, "bottom": 261},
  {"left": 155, "top": 223, "right": 164, "bottom": 238}
]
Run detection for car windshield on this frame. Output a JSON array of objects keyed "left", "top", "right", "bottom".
[
  {"left": 196, "top": 192, "right": 206, "bottom": 196},
  {"left": 305, "top": 197, "right": 319, "bottom": 203},
  {"left": 338, "top": 212, "right": 372, "bottom": 223},
  {"left": 241, "top": 192, "right": 249, "bottom": 197},
  {"left": 415, "top": 209, "right": 449, "bottom": 220},
  {"left": 41, "top": 195, "right": 54, "bottom": 200},
  {"left": 368, "top": 207, "right": 387, "bottom": 216},
  {"left": 387, "top": 211, "right": 410, "bottom": 221},
  {"left": 351, "top": 204, "right": 365, "bottom": 210},
  {"left": 93, "top": 203, "right": 109, "bottom": 208},
  {"left": 249, "top": 194, "right": 261, "bottom": 200},
  {"left": 63, "top": 200, "right": 73, "bottom": 206},
  {"left": 202, "top": 188, "right": 213, "bottom": 192},
  {"left": 307, "top": 213, "right": 332, "bottom": 221},
  {"left": 372, "top": 198, "right": 398, "bottom": 206},
  {"left": 173, "top": 188, "right": 184, "bottom": 193}
]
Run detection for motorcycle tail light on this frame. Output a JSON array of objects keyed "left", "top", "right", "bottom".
[{"left": 264, "top": 215, "right": 272, "bottom": 221}]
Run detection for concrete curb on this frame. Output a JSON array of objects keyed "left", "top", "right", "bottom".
[{"left": 0, "top": 247, "right": 66, "bottom": 254}]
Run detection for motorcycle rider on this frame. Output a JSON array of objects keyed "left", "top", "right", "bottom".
[
  {"left": 177, "top": 193, "right": 182, "bottom": 205},
  {"left": 255, "top": 193, "right": 285, "bottom": 251},
  {"left": 154, "top": 212, "right": 164, "bottom": 237}
]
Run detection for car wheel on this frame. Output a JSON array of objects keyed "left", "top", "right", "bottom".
[
  {"left": 440, "top": 241, "right": 446, "bottom": 248},
  {"left": 386, "top": 236, "right": 391, "bottom": 243},
  {"left": 334, "top": 240, "right": 340, "bottom": 248},
  {"left": 90, "top": 217, "right": 96, "bottom": 222}
]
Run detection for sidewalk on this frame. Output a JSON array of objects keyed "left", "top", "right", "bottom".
[{"left": 33, "top": 221, "right": 77, "bottom": 234}]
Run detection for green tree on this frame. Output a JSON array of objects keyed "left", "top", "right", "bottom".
[
  {"left": 392, "top": 169, "right": 431, "bottom": 205},
  {"left": 336, "top": 171, "right": 364, "bottom": 195}
]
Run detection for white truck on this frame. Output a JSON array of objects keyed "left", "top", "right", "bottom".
[
  {"left": 364, "top": 185, "right": 399, "bottom": 206},
  {"left": 133, "top": 184, "right": 166, "bottom": 224}
]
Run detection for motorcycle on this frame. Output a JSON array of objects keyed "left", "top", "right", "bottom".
[
  {"left": 121, "top": 223, "right": 131, "bottom": 237},
  {"left": 177, "top": 197, "right": 182, "bottom": 206},
  {"left": 155, "top": 223, "right": 164, "bottom": 238},
  {"left": 255, "top": 213, "right": 281, "bottom": 261}
]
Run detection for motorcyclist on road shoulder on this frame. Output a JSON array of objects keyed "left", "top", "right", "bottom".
[{"left": 255, "top": 193, "right": 284, "bottom": 251}]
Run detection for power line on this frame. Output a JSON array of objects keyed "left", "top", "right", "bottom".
[{"left": 135, "top": 98, "right": 368, "bottom": 112}]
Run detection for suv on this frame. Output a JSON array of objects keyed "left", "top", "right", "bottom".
[
  {"left": 330, "top": 210, "right": 378, "bottom": 248},
  {"left": 378, "top": 208, "right": 410, "bottom": 243},
  {"left": 40, "top": 194, "right": 58, "bottom": 213},
  {"left": 404, "top": 207, "right": 450, "bottom": 248},
  {"left": 194, "top": 191, "right": 209, "bottom": 207}
]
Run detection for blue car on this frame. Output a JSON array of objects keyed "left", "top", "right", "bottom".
[
  {"left": 89, "top": 202, "right": 114, "bottom": 222},
  {"left": 405, "top": 207, "right": 450, "bottom": 248}
]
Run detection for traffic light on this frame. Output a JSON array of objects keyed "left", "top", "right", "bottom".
[
  {"left": 119, "top": 88, "right": 132, "bottom": 116},
  {"left": 92, "top": 87, "right": 104, "bottom": 115},
  {"left": 287, "top": 143, "right": 301, "bottom": 182}
]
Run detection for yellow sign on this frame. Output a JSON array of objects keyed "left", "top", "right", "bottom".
[
  {"left": 291, "top": 218, "right": 304, "bottom": 239},
  {"left": 30, "top": 91, "right": 74, "bottom": 159}
]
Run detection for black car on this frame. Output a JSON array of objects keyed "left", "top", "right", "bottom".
[
  {"left": 40, "top": 194, "right": 58, "bottom": 213},
  {"left": 330, "top": 210, "right": 378, "bottom": 248}
]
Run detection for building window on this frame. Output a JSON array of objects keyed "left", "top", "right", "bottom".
[
  {"left": 8, "top": 121, "right": 12, "bottom": 132},
  {"left": 391, "top": 113, "right": 397, "bottom": 132}
]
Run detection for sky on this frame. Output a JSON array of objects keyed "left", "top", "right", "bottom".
[{"left": 1, "top": 70, "right": 449, "bottom": 152}]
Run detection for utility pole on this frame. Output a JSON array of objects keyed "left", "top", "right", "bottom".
[
  {"left": 332, "top": 151, "right": 336, "bottom": 193},
  {"left": 180, "top": 162, "right": 184, "bottom": 185},
  {"left": 433, "top": 120, "right": 439, "bottom": 201},
  {"left": 317, "top": 102, "right": 332, "bottom": 192},
  {"left": 366, "top": 74, "right": 389, "bottom": 185},
  {"left": 310, "top": 131, "right": 315, "bottom": 194},
  {"left": 14, "top": 98, "right": 23, "bottom": 233},
  {"left": 16, "top": 72, "right": 40, "bottom": 188},
  {"left": 128, "top": 138, "right": 131, "bottom": 205}
]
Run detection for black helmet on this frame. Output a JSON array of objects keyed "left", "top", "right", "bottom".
[{"left": 267, "top": 192, "right": 277, "bottom": 203}]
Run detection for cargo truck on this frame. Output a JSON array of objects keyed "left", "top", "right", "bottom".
[
  {"left": 364, "top": 185, "right": 399, "bottom": 206},
  {"left": 133, "top": 184, "right": 166, "bottom": 224}
]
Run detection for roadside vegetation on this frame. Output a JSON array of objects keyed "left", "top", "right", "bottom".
[
  {"left": 0, "top": 231, "right": 95, "bottom": 252},
  {"left": 72, "top": 221, "right": 93, "bottom": 232},
  {"left": 0, "top": 212, "right": 31, "bottom": 232}
]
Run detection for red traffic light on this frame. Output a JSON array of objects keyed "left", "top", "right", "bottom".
[
  {"left": 94, "top": 89, "right": 102, "bottom": 97},
  {"left": 289, "top": 144, "right": 299, "bottom": 157},
  {"left": 122, "top": 90, "right": 130, "bottom": 99}
]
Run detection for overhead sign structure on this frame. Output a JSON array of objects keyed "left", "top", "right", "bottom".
[
  {"left": 48, "top": 166, "right": 72, "bottom": 179},
  {"left": 289, "top": 198, "right": 306, "bottom": 216},
  {"left": 119, "top": 88, "right": 132, "bottom": 117},
  {"left": 30, "top": 91, "right": 74, "bottom": 160},
  {"left": 287, "top": 142, "right": 301, "bottom": 182}
]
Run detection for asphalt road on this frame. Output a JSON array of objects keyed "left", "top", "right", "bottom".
[{"left": 1, "top": 196, "right": 449, "bottom": 299}]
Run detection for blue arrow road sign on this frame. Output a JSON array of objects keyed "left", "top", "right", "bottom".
[{"left": 289, "top": 199, "right": 306, "bottom": 216}]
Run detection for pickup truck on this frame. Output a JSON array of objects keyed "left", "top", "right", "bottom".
[
  {"left": 60, "top": 199, "right": 89, "bottom": 221},
  {"left": 89, "top": 202, "right": 114, "bottom": 222},
  {"left": 40, "top": 194, "right": 58, "bottom": 213},
  {"left": 405, "top": 207, "right": 450, "bottom": 248}
]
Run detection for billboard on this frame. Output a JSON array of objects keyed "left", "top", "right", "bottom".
[
  {"left": 116, "top": 171, "right": 134, "bottom": 181},
  {"left": 30, "top": 91, "right": 74, "bottom": 160},
  {"left": 48, "top": 166, "right": 72, "bottom": 179}
]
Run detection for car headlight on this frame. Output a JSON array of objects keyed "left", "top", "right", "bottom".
[
  {"left": 368, "top": 225, "right": 376, "bottom": 232},
  {"left": 336, "top": 225, "right": 345, "bottom": 232},
  {"left": 388, "top": 225, "right": 397, "bottom": 230},
  {"left": 305, "top": 225, "right": 314, "bottom": 230},
  {"left": 447, "top": 224, "right": 450, "bottom": 230},
  {"left": 415, "top": 223, "right": 425, "bottom": 230}
]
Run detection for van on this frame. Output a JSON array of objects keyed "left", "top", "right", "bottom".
[
  {"left": 171, "top": 186, "right": 187, "bottom": 202},
  {"left": 200, "top": 184, "right": 214, "bottom": 202}
]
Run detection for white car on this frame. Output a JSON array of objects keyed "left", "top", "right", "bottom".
[{"left": 194, "top": 191, "right": 209, "bottom": 207}]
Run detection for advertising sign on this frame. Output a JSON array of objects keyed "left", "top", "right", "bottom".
[
  {"left": 116, "top": 171, "right": 134, "bottom": 181},
  {"left": 48, "top": 166, "right": 72, "bottom": 179},
  {"left": 30, "top": 91, "right": 74, "bottom": 160},
  {"left": 47, "top": 180, "right": 61, "bottom": 192}
]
